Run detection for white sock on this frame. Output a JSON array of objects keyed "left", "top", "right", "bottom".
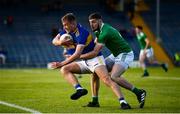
[{"left": 120, "top": 100, "right": 127, "bottom": 104}]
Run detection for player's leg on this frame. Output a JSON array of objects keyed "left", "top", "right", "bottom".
[
  {"left": 86, "top": 55, "right": 131, "bottom": 109},
  {"left": 105, "top": 53, "right": 133, "bottom": 90},
  {"left": 94, "top": 65, "right": 131, "bottom": 109},
  {"left": 108, "top": 52, "right": 147, "bottom": 108},
  {"left": 147, "top": 48, "right": 159, "bottom": 65},
  {"left": 110, "top": 64, "right": 131, "bottom": 89},
  {"left": 0, "top": 54, "right": 6, "bottom": 64},
  {"left": 91, "top": 73, "right": 99, "bottom": 99},
  {"left": 110, "top": 63, "right": 146, "bottom": 108},
  {"left": 85, "top": 73, "right": 100, "bottom": 107},
  {"left": 60, "top": 61, "right": 88, "bottom": 100},
  {"left": 139, "top": 50, "right": 149, "bottom": 76},
  {"left": 147, "top": 48, "right": 168, "bottom": 72},
  {"left": 106, "top": 54, "right": 137, "bottom": 97}
]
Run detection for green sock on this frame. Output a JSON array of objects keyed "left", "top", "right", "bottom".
[
  {"left": 132, "top": 87, "right": 141, "bottom": 96},
  {"left": 92, "top": 96, "right": 98, "bottom": 103},
  {"left": 144, "top": 69, "right": 148, "bottom": 73}
]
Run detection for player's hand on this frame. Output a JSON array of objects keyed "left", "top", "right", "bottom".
[
  {"left": 47, "top": 62, "right": 62, "bottom": 69},
  {"left": 61, "top": 39, "right": 74, "bottom": 46}
]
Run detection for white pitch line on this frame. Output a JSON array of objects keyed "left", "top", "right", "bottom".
[{"left": 0, "top": 100, "right": 42, "bottom": 114}]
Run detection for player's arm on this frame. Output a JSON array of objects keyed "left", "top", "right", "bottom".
[
  {"left": 48, "top": 46, "right": 82, "bottom": 69},
  {"left": 52, "top": 34, "right": 62, "bottom": 46},
  {"left": 144, "top": 38, "right": 150, "bottom": 51},
  {"left": 80, "top": 38, "right": 103, "bottom": 59},
  {"left": 58, "top": 44, "right": 85, "bottom": 67},
  {"left": 80, "top": 43, "right": 103, "bottom": 59}
]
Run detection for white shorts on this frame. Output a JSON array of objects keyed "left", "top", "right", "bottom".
[
  {"left": 140, "top": 48, "right": 154, "bottom": 58},
  {"left": 105, "top": 51, "right": 134, "bottom": 70},
  {"left": 76, "top": 55, "right": 106, "bottom": 74}
]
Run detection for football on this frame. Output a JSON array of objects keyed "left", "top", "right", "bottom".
[
  {"left": 60, "top": 33, "right": 73, "bottom": 42},
  {"left": 47, "top": 62, "right": 56, "bottom": 70},
  {"left": 60, "top": 33, "right": 74, "bottom": 48},
  {"left": 47, "top": 62, "right": 60, "bottom": 70}
]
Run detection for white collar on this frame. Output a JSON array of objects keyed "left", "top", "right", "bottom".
[{"left": 100, "top": 23, "right": 104, "bottom": 31}]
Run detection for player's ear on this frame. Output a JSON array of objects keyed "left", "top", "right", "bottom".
[{"left": 99, "top": 19, "right": 102, "bottom": 24}]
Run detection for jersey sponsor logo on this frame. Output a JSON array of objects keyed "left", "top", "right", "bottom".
[{"left": 75, "top": 29, "right": 80, "bottom": 37}]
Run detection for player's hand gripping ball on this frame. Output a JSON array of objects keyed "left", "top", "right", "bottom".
[
  {"left": 47, "top": 62, "right": 61, "bottom": 70},
  {"left": 47, "top": 62, "right": 56, "bottom": 69},
  {"left": 60, "top": 34, "right": 74, "bottom": 48}
]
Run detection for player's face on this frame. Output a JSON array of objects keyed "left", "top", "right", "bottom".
[
  {"left": 89, "top": 19, "right": 100, "bottom": 32},
  {"left": 62, "top": 20, "right": 76, "bottom": 33},
  {"left": 135, "top": 27, "right": 140, "bottom": 34}
]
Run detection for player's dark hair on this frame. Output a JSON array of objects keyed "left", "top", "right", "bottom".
[
  {"left": 136, "top": 25, "right": 143, "bottom": 30},
  {"left": 61, "top": 13, "right": 76, "bottom": 22},
  {"left": 89, "top": 12, "right": 102, "bottom": 20}
]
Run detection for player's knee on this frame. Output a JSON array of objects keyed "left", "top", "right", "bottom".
[
  {"left": 60, "top": 66, "right": 65, "bottom": 75},
  {"left": 60, "top": 66, "right": 70, "bottom": 75},
  {"left": 111, "top": 75, "right": 117, "bottom": 82},
  {"left": 111, "top": 69, "right": 123, "bottom": 80},
  {"left": 139, "top": 59, "right": 143, "bottom": 63}
]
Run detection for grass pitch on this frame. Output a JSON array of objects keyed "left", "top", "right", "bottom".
[{"left": 0, "top": 67, "right": 180, "bottom": 113}]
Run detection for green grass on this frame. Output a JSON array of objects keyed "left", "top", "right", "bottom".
[{"left": 0, "top": 67, "right": 180, "bottom": 113}]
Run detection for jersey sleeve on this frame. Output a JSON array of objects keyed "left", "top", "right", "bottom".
[
  {"left": 97, "top": 33, "right": 106, "bottom": 45},
  {"left": 140, "top": 32, "right": 147, "bottom": 40}
]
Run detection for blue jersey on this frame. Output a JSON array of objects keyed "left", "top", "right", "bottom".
[
  {"left": 59, "top": 23, "right": 101, "bottom": 56},
  {"left": 65, "top": 48, "right": 75, "bottom": 55}
]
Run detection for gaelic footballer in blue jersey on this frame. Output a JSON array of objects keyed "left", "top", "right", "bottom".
[
  {"left": 50, "top": 13, "right": 127, "bottom": 109},
  {"left": 59, "top": 23, "right": 101, "bottom": 56}
]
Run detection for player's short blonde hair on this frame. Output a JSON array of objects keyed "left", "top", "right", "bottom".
[{"left": 61, "top": 13, "right": 76, "bottom": 22}]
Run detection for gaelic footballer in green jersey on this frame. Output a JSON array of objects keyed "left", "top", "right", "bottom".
[
  {"left": 135, "top": 26, "right": 168, "bottom": 77},
  {"left": 86, "top": 12, "right": 147, "bottom": 109}
]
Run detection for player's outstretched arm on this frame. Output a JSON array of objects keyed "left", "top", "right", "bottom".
[
  {"left": 57, "top": 45, "right": 85, "bottom": 68},
  {"left": 47, "top": 45, "right": 85, "bottom": 69},
  {"left": 80, "top": 43, "right": 103, "bottom": 59}
]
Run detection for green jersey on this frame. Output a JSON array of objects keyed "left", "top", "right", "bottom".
[
  {"left": 136, "top": 31, "right": 151, "bottom": 49},
  {"left": 95, "top": 23, "right": 132, "bottom": 57}
]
